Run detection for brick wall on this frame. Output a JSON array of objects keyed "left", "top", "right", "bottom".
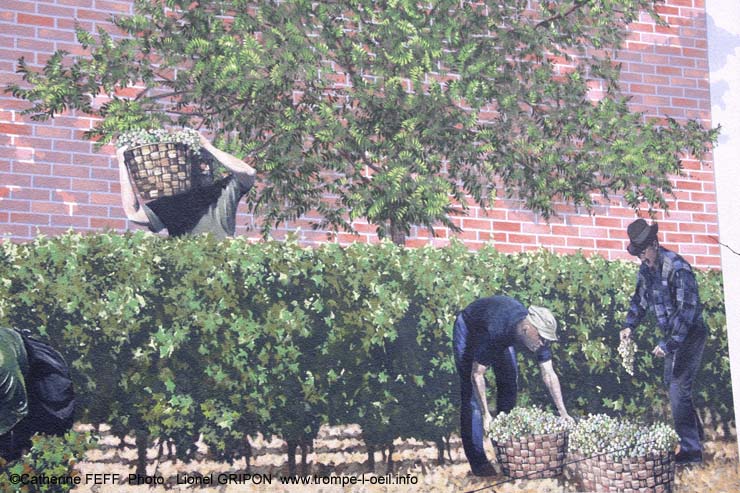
[{"left": 0, "top": 0, "right": 720, "bottom": 268}]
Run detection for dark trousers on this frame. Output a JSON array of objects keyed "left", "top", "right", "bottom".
[
  {"left": 0, "top": 427, "right": 30, "bottom": 462},
  {"left": 664, "top": 324, "right": 706, "bottom": 455},
  {"left": 453, "top": 313, "right": 518, "bottom": 470}
]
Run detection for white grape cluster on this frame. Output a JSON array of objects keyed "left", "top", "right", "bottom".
[
  {"left": 618, "top": 337, "right": 638, "bottom": 375},
  {"left": 117, "top": 128, "right": 202, "bottom": 152},
  {"left": 486, "top": 406, "right": 572, "bottom": 443},
  {"left": 569, "top": 414, "right": 678, "bottom": 460}
]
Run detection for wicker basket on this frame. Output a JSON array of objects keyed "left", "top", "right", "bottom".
[
  {"left": 492, "top": 431, "right": 568, "bottom": 479},
  {"left": 123, "top": 142, "right": 206, "bottom": 200},
  {"left": 574, "top": 451, "right": 675, "bottom": 493}
]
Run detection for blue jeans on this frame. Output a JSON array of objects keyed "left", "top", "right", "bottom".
[
  {"left": 664, "top": 323, "right": 706, "bottom": 455},
  {"left": 453, "top": 313, "right": 518, "bottom": 470}
]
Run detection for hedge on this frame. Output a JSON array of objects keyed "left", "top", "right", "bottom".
[{"left": 0, "top": 232, "right": 731, "bottom": 475}]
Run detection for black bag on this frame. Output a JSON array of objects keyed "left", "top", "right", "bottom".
[{"left": 18, "top": 330, "right": 75, "bottom": 436}]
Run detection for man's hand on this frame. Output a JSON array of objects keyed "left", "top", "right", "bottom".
[
  {"left": 482, "top": 412, "right": 494, "bottom": 434},
  {"left": 652, "top": 345, "right": 666, "bottom": 358},
  {"left": 198, "top": 132, "right": 212, "bottom": 149},
  {"left": 620, "top": 328, "right": 632, "bottom": 341},
  {"left": 560, "top": 412, "right": 576, "bottom": 427}
]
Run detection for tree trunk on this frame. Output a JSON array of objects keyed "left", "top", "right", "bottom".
[
  {"left": 244, "top": 437, "right": 253, "bottom": 472},
  {"left": 300, "top": 442, "right": 309, "bottom": 476},
  {"left": 286, "top": 440, "right": 298, "bottom": 477},
  {"left": 389, "top": 221, "right": 406, "bottom": 246},
  {"left": 435, "top": 439, "right": 446, "bottom": 465},
  {"left": 386, "top": 443, "right": 395, "bottom": 472},
  {"left": 367, "top": 444, "right": 376, "bottom": 472},
  {"left": 135, "top": 430, "right": 149, "bottom": 477}
]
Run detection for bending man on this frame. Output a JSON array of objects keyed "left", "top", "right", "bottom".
[{"left": 453, "top": 296, "right": 572, "bottom": 477}]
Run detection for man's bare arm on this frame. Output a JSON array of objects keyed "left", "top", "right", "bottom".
[
  {"left": 198, "top": 134, "right": 256, "bottom": 188},
  {"left": 539, "top": 360, "right": 571, "bottom": 420},
  {"left": 116, "top": 147, "right": 150, "bottom": 225},
  {"left": 471, "top": 361, "right": 494, "bottom": 432}
]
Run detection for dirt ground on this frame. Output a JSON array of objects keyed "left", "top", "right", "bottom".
[{"left": 71, "top": 424, "right": 740, "bottom": 493}]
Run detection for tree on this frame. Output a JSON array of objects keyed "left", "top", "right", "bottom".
[{"left": 7, "top": 0, "right": 718, "bottom": 244}]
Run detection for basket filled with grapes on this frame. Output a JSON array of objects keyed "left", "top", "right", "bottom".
[
  {"left": 118, "top": 128, "right": 213, "bottom": 200},
  {"left": 486, "top": 406, "right": 572, "bottom": 479},
  {"left": 570, "top": 414, "right": 678, "bottom": 493}
]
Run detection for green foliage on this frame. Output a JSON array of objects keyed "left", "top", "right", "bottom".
[
  {"left": 0, "top": 233, "right": 732, "bottom": 464},
  {"left": 5, "top": 1, "right": 718, "bottom": 241},
  {"left": 0, "top": 431, "right": 97, "bottom": 493}
]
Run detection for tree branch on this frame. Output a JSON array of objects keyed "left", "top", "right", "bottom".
[{"left": 536, "top": 0, "right": 589, "bottom": 28}]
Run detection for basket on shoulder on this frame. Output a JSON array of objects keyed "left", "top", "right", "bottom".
[{"left": 118, "top": 128, "right": 215, "bottom": 200}]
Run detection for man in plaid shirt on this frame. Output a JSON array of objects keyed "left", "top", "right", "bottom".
[{"left": 620, "top": 219, "right": 707, "bottom": 465}]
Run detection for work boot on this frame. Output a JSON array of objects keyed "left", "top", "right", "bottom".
[{"left": 471, "top": 462, "right": 497, "bottom": 477}]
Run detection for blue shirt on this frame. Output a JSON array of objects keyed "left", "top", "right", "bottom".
[
  {"left": 461, "top": 296, "right": 552, "bottom": 365},
  {"left": 624, "top": 247, "right": 704, "bottom": 353}
]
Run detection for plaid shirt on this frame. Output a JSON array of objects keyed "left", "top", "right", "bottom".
[{"left": 624, "top": 247, "right": 703, "bottom": 353}]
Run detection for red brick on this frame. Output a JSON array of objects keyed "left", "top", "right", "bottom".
[
  {"left": 689, "top": 192, "right": 716, "bottom": 202},
  {"left": 0, "top": 199, "right": 31, "bottom": 211},
  {"left": 71, "top": 178, "right": 109, "bottom": 192},
  {"left": 32, "top": 176, "right": 71, "bottom": 189},
  {"left": 33, "top": 150, "right": 73, "bottom": 164},
  {"left": 36, "top": 4, "right": 76, "bottom": 18},
  {"left": 492, "top": 221, "right": 521, "bottom": 232},
  {"left": 69, "top": 204, "right": 109, "bottom": 216},
  {"left": 93, "top": 0, "right": 132, "bottom": 13},
  {"left": 11, "top": 188, "right": 50, "bottom": 201},
  {"left": 36, "top": 226, "right": 78, "bottom": 236},
  {"left": 30, "top": 201, "right": 69, "bottom": 214},
  {"left": 657, "top": 65, "right": 682, "bottom": 76},
  {"left": 594, "top": 217, "right": 623, "bottom": 228},
  {"left": 656, "top": 5, "right": 680, "bottom": 15},
  {"left": 462, "top": 218, "right": 494, "bottom": 230},
  {"left": 0, "top": 174, "right": 32, "bottom": 187},
  {"left": 51, "top": 215, "right": 89, "bottom": 227},
  {"left": 0, "top": 224, "right": 31, "bottom": 237},
  {"left": 694, "top": 256, "right": 719, "bottom": 268},
  {"left": 539, "top": 235, "right": 566, "bottom": 246},
  {"left": 665, "top": 233, "right": 694, "bottom": 243},
  {"left": 35, "top": 126, "right": 73, "bottom": 139},
  {"left": 494, "top": 244, "right": 523, "bottom": 254},
  {"left": 643, "top": 96, "right": 670, "bottom": 106},
  {"left": 678, "top": 222, "right": 707, "bottom": 233},
  {"left": 521, "top": 223, "right": 552, "bottom": 234},
  {"left": 509, "top": 234, "right": 536, "bottom": 244},
  {"left": 53, "top": 164, "right": 91, "bottom": 178},
  {"left": 566, "top": 216, "right": 596, "bottom": 226},
  {"left": 578, "top": 227, "right": 606, "bottom": 238},
  {"left": 0, "top": 123, "right": 32, "bottom": 136},
  {"left": 54, "top": 139, "right": 95, "bottom": 153},
  {"left": 567, "top": 237, "right": 595, "bottom": 248},
  {"left": 596, "top": 239, "right": 623, "bottom": 249},
  {"left": 90, "top": 169, "right": 118, "bottom": 181},
  {"left": 12, "top": 162, "right": 51, "bottom": 176},
  {"left": 675, "top": 201, "right": 704, "bottom": 212},
  {"left": 11, "top": 212, "right": 50, "bottom": 224},
  {"left": 17, "top": 14, "right": 55, "bottom": 27}
]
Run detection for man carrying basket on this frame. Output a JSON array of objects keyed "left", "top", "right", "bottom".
[
  {"left": 452, "top": 296, "right": 573, "bottom": 477},
  {"left": 117, "top": 132, "right": 256, "bottom": 238}
]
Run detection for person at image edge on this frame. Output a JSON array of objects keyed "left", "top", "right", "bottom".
[
  {"left": 452, "top": 296, "right": 572, "bottom": 477},
  {"left": 620, "top": 218, "right": 706, "bottom": 465}
]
